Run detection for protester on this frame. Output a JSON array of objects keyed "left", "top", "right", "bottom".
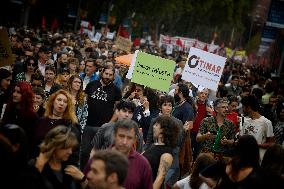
[
  {"left": 0, "top": 68, "right": 12, "bottom": 119},
  {"left": 84, "top": 119, "right": 153, "bottom": 189},
  {"left": 196, "top": 98, "right": 236, "bottom": 159},
  {"left": 35, "top": 89, "right": 81, "bottom": 165},
  {"left": 32, "top": 86, "right": 46, "bottom": 117},
  {"left": 14, "top": 57, "right": 38, "bottom": 83},
  {"left": 86, "top": 150, "right": 129, "bottom": 189},
  {"left": 173, "top": 153, "right": 216, "bottom": 189},
  {"left": 240, "top": 95, "right": 274, "bottom": 160},
  {"left": 21, "top": 126, "right": 81, "bottom": 189},
  {"left": 143, "top": 115, "right": 179, "bottom": 189},
  {"left": 2, "top": 81, "right": 39, "bottom": 157}
]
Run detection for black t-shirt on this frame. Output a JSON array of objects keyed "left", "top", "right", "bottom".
[
  {"left": 85, "top": 80, "right": 121, "bottom": 127},
  {"left": 143, "top": 145, "right": 173, "bottom": 180}
]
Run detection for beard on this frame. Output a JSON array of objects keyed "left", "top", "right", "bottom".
[
  {"left": 174, "top": 94, "right": 181, "bottom": 103},
  {"left": 101, "top": 77, "right": 112, "bottom": 85}
]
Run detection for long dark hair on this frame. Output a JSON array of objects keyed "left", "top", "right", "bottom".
[
  {"left": 154, "top": 115, "right": 179, "bottom": 147},
  {"left": 230, "top": 135, "right": 260, "bottom": 181},
  {"left": 190, "top": 153, "right": 216, "bottom": 189}
]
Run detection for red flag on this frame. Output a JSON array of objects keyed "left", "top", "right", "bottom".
[
  {"left": 41, "top": 16, "right": 46, "bottom": 31},
  {"left": 176, "top": 38, "right": 183, "bottom": 48},
  {"left": 133, "top": 38, "right": 140, "bottom": 47},
  {"left": 51, "top": 19, "right": 58, "bottom": 32},
  {"left": 203, "top": 44, "right": 208, "bottom": 51},
  {"left": 118, "top": 25, "right": 129, "bottom": 38}
]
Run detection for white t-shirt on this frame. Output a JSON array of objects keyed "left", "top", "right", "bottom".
[
  {"left": 176, "top": 175, "right": 210, "bottom": 189},
  {"left": 241, "top": 116, "right": 274, "bottom": 144}
]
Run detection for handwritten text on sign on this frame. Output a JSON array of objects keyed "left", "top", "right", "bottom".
[
  {"left": 182, "top": 47, "right": 226, "bottom": 91},
  {"left": 131, "top": 51, "right": 175, "bottom": 92}
]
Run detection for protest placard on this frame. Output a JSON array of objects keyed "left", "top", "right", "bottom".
[
  {"left": 182, "top": 47, "right": 226, "bottom": 91},
  {"left": 129, "top": 51, "right": 176, "bottom": 92},
  {"left": 0, "top": 29, "right": 13, "bottom": 67},
  {"left": 115, "top": 36, "right": 132, "bottom": 52},
  {"left": 106, "top": 32, "right": 115, "bottom": 39}
]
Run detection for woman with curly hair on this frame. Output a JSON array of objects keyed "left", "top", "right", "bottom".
[
  {"left": 67, "top": 75, "right": 88, "bottom": 131},
  {"left": 143, "top": 115, "right": 179, "bottom": 189},
  {"left": 36, "top": 89, "right": 81, "bottom": 165},
  {"left": 2, "top": 81, "right": 39, "bottom": 157}
]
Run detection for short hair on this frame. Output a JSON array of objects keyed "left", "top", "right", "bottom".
[
  {"left": 154, "top": 115, "right": 179, "bottom": 147},
  {"left": 115, "top": 100, "right": 136, "bottom": 112},
  {"left": 45, "top": 65, "right": 56, "bottom": 74},
  {"left": 177, "top": 83, "right": 189, "bottom": 98},
  {"left": 101, "top": 64, "right": 115, "bottom": 75},
  {"left": 85, "top": 58, "right": 97, "bottom": 67},
  {"left": 241, "top": 95, "right": 260, "bottom": 112},
  {"left": 228, "top": 96, "right": 239, "bottom": 104},
  {"left": 231, "top": 75, "right": 239, "bottom": 81},
  {"left": 213, "top": 97, "right": 229, "bottom": 108},
  {"left": 114, "top": 119, "right": 139, "bottom": 136},
  {"left": 159, "top": 95, "right": 175, "bottom": 108},
  {"left": 92, "top": 150, "right": 128, "bottom": 185},
  {"left": 31, "top": 71, "right": 44, "bottom": 83},
  {"left": 39, "top": 125, "right": 78, "bottom": 152},
  {"left": 33, "top": 86, "right": 45, "bottom": 100}
]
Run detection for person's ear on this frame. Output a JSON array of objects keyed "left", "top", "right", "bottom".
[
  {"left": 11, "top": 143, "right": 20, "bottom": 152},
  {"left": 107, "top": 172, "right": 118, "bottom": 184}
]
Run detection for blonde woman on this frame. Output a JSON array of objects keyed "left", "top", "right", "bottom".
[{"left": 24, "top": 126, "right": 86, "bottom": 189}]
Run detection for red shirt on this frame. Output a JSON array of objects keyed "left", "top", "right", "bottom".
[{"left": 192, "top": 102, "right": 207, "bottom": 133}]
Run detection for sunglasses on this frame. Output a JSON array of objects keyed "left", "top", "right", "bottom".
[
  {"left": 27, "top": 62, "right": 37, "bottom": 67},
  {"left": 32, "top": 84, "right": 42, "bottom": 87}
]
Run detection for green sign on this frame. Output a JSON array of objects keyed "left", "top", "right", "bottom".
[{"left": 131, "top": 52, "right": 176, "bottom": 92}]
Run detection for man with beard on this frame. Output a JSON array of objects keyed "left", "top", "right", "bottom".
[
  {"left": 172, "top": 83, "right": 195, "bottom": 176},
  {"left": 85, "top": 120, "right": 153, "bottom": 189},
  {"left": 196, "top": 98, "right": 236, "bottom": 158},
  {"left": 82, "top": 65, "right": 122, "bottom": 170},
  {"left": 240, "top": 95, "right": 274, "bottom": 161}
]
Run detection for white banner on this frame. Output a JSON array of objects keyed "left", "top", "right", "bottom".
[
  {"left": 166, "top": 44, "right": 173, "bottom": 55},
  {"left": 182, "top": 47, "right": 226, "bottom": 91}
]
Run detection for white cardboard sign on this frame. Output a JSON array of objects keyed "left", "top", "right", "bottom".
[{"left": 182, "top": 47, "right": 226, "bottom": 91}]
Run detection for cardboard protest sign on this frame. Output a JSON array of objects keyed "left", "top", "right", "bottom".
[
  {"left": 0, "top": 29, "right": 13, "bottom": 67},
  {"left": 166, "top": 44, "right": 173, "bottom": 55},
  {"left": 182, "top": 47, "right": 226, "bottom": 91},
  {"left": 115, "top": 36, "right": 132, "bottom": 52},
  {"left": 126, "top": 50, "right": 139, "bottom": 79},
  {"left": 130, "top": 51, "right": 176, "bottom": 92},
  {"left": 106, "top": 32, "right": 115, "bottom": 39},
  {"left": 90, "top": 32, "right": 102, "bottom": 42}
]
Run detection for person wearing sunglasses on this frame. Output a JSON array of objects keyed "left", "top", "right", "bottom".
[{"left": 15, "top": 57, "right": 38, "bottom": 83}]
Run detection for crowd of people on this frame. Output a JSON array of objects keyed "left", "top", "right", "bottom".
[{"left": 0, "top": 26, "right": 284, "bottom": 189}]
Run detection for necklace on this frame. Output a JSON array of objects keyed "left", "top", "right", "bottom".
[{"left": 177, "top": 99, "right": 186, "bottom": 107}]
